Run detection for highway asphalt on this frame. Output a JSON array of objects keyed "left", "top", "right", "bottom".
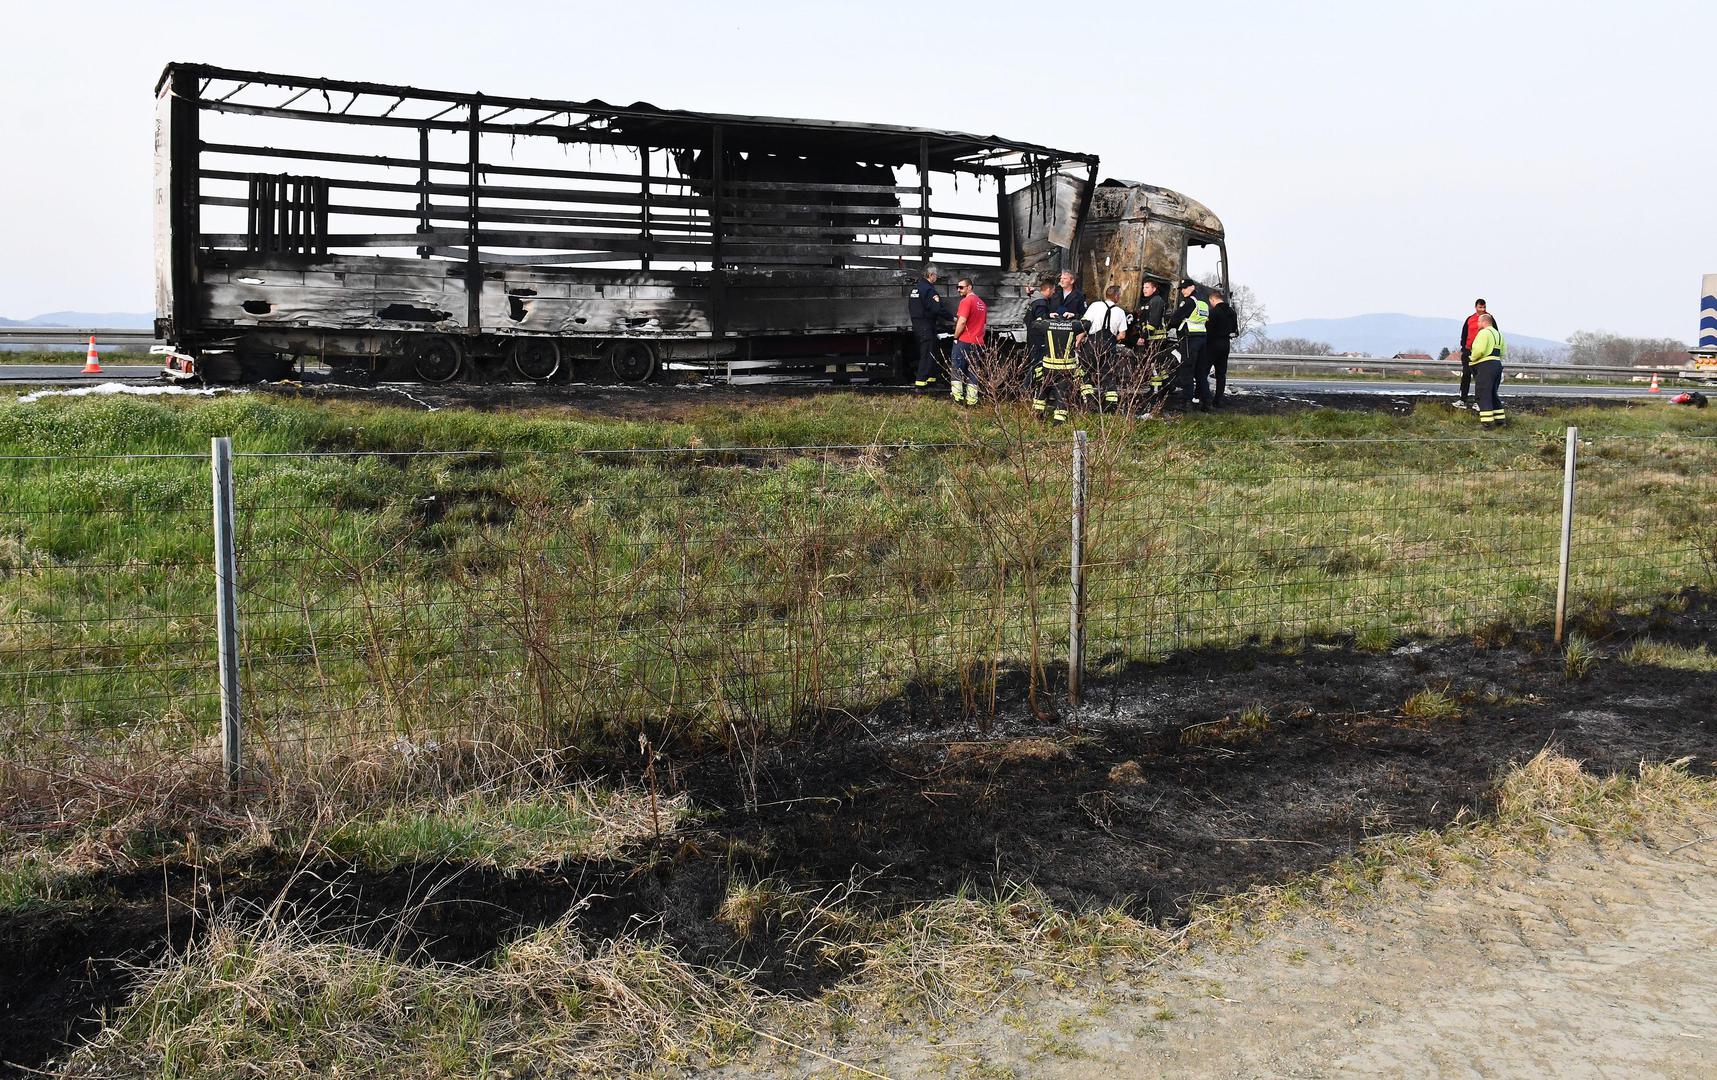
[
  {"left": 1229, "top": 377, "right": 1656, "bottom": 400},
  {"left": 0, "top": 365, "right": 167, "bottom": 382},
  {"left": 0, "top": 364, "right": 1672, "bottom": 402}
]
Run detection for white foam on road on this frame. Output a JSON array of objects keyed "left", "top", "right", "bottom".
[{"left": 13, "top": 382, "right": 244, "bottom": 404}]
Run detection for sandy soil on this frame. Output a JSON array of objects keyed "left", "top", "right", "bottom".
[{"left": 816, "top": 826, "right": 1717, "bottom": 1079}]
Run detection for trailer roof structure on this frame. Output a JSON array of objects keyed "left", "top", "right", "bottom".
[{"left": 158, "top": 63, "right": 1097, "bottom": 177}]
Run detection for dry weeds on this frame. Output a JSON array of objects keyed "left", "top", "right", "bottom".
[{"left": 46, "top": 751, "right": 1717, "bottom": 1078}]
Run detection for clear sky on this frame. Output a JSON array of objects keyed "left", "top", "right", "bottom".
[{"left": 2, "top": 0, "right": 1711, "bottom": 341}]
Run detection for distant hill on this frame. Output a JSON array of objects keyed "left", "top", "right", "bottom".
[
  {"left": 1265, "top": 313, "right": 1569, "bottom": 359},
  {"left": 17, "top": 311, "right": 155, "bottom": 329},
  {"left": 0, "top": 312, "right": 155, "bottom": 351}
]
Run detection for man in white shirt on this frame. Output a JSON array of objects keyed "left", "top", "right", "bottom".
[{"left": 1080, "top": 285, "right": 1131, "bottom": 411}]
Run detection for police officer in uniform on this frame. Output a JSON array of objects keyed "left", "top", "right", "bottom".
[
  {"left": 908, "top": 265, "right": 954, "bottom": 389},
  {"left": 1170, "top": 279, "right": 1210, "bottom": 409}
]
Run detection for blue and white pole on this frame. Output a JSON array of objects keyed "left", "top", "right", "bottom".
[{"left": 1701, "top": 273, "right": 1717, "bottom": 349}]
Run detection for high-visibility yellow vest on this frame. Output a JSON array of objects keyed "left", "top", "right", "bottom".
[
  {"left": 1182, "top": 298, "right": 1209, "bottom": 335},
  {"left": 1469, "top": 325, "right": 1506, "bottom": 363}
]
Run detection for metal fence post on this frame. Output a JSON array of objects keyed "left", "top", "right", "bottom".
[
  {"left": 1069, "top": 429, "right": 1087, "bottom": 706},
  {"left": 211, "top": 436, "right": 243, "bottom": 788},
  {"left": 1554, "top": 425, "right": 1578, "bottom": 646}
]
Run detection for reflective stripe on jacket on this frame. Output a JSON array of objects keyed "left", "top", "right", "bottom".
[{"left": 1039, "top": 319, "right": 1080, "bottom": 369}]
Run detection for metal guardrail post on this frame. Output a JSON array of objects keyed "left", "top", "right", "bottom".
[
  {"left": 211, "top": 437, "right": 244, "bottom": 789},
  {"left": 1069, "top": 429, "right": 1087, "bottom": 706},
  {"left": 1554, "top": 426, "right": 1578, "bottom": 646}
]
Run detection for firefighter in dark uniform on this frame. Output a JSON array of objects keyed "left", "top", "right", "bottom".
[
  {"left": 1037, "top": 313, "right": 1082, "bottom": 425},
  {"left": 1081, "top": 285, "right": 1130, "bottom": 411},
  {"left": 1169, "top": 279, "right": 1210, "bottom": 409},
  {"left": 1135, "top": 279, "right": 1171, "bottom": 397},
  {"left": 1025, "top": 277, "right": 1056, "bottom": 416},
  {"left": 908, "top": 265, "right": 954, "bottom": 389}
]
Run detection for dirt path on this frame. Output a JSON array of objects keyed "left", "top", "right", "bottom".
[{"left": 853, "top": 826, "right": 1717, "bottom": 1079}]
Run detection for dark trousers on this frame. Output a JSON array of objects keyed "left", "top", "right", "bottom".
[
  {"left": 913, "top": 323, "right": 943, "bottom": 384},
  {"left": 1180, "top": 334, "right": 1209, "bottom": 406},
  {"left": 1082, "top": 341, "right": 1134, "bottom": 409},
  {"left": 1040, "top": 365, "right": 1078, "bottom": 422},
  {"left": 1208, "top": 340, "right": 1230, "bottom": 404},
  {"left": 1458, "top": 348, "right": 1472, "bottom": 400},
  {"left": 1472, "top": 358, "right": 1505, "bottom": 424}
]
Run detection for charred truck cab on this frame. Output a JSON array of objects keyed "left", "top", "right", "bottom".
[
  {"left": 154, "top": 64, "right": 1224, "bottom": 383},
  {"left": 1078, "top": 179, "right": 1228, "bottom": 310}
]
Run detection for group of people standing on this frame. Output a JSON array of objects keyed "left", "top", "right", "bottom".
[
  {"left": 907, "top": 267, "right": 1238, "bottom": 420},
  {"left": 1456, "top": 297, "right": 1508, "bottom": 425}
]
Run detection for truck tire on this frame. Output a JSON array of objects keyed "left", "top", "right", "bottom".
[
  {"left": 607, "top": 341, "right": 657, "bottom": 384},
  {"left": 405, "top": 335, "right": 463, "bottom": 383},
  {"left": 509, "top": 337, "right": 562, "bottom": 383}
]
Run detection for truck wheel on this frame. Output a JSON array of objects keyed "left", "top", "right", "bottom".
[
  {"left": 607, "top": 341, "right": 657, "bottom": 384},
  {"left": 406, "top": 335, "right": 462, "bottom": 383},
  {"left": 509, "top": 338, "right": 562, "bottom": 383}
]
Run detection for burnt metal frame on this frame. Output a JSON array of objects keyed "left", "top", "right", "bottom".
[{"left": 158, "top": 62, "right": 1098, "bottom": 345}]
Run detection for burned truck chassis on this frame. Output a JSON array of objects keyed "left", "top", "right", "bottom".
[{"left": 155, "top": 64, "right": 1106, "bottom": 384}]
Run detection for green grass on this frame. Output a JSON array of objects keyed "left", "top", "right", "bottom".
[
  {"left": 1620, "top": 638, "right": 1717, "bottom": 672},
  {"left": 1563, "top": 634, "right": 1602, "bottom": 680},
  {"left": 0, "top": 851, "right": 108, "bottom": 911},
  {"left": 1402, "top": 687, "right": 1461, "bottom": 722},
  {"left": 0, "top": 780, "right": 684, "bottom": 914},
  {"left": 315, "top": 787, "right": 686, "bottom": 870},
  {"left": 0, "top": 390, "right": 1712, "bottom": 787}
]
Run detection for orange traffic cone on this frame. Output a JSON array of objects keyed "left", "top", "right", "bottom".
[
  {"left": 81, "top": 335, "right": 103, "bottom": 375},
  {"left": 1648, "top": 371, "right": 1661, "bottom": 393}
]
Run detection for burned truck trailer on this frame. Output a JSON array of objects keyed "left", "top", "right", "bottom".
[{"left": 154, "top": 63, "right": 1225, "bottom": 382}]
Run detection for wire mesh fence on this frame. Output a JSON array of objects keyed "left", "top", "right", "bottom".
[
  {"left": 0, "top": 454, "right": 219, "bottom": 775},
  {"left": 228, "top": 443, "right": 1071, "bottom": 772},
  {"left": 1083, "top": 436, "right": 1571, "bottom": 664},
  {"left": 2, "top": 430, "right": 1712, "bottom": 794},
  {"left": 1570, "top": 435, "right": 1717, "bottom": 615}
]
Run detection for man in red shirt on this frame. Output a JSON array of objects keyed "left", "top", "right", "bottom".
[{"left": 949, "top": 278, "right": 987, "bottom": 406}]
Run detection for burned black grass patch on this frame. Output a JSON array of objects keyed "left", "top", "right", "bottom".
[{"left": 4, "top": 592, "right": 1714, "bottom": 1075}]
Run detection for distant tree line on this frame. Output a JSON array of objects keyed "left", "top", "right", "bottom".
[
  {"left": 1214, "top": 286, "right": 1691, "bottom": 366},
  {"left": 1565, "top": 330, "right": 1691, "bottom": 368},
  {"left": 1247, "top": 336, "right": 1333, "bottom": 356}
]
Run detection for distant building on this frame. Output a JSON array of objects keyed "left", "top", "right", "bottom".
[{"left": 1393, "top": 351, "right": 1433, "bottom": 361}]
